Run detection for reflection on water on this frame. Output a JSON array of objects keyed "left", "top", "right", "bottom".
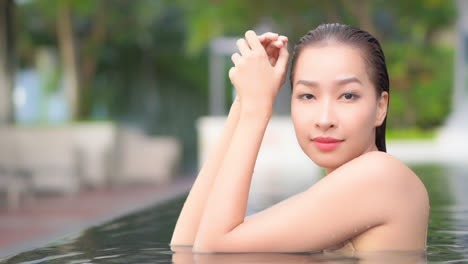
[
  {"left": 171, "top": 246, "right": 426, "bottom": 264},
  {"left": 1, "top": 163, "right": 468, "bottom": 264}
]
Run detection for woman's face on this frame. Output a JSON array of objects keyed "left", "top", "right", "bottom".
[{"left": 291, "top": 44, "right": 388, "bottom": 174}]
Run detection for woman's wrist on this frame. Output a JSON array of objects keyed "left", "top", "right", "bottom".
[
  {"left": 229, "top": 96, "right": 241, "bottom": 112},
  {"left": 232, "top": 95, "right": 274, "bottom": 120},
  {"left": 240, "top": 102, "right": 273, "bottom": 120}
]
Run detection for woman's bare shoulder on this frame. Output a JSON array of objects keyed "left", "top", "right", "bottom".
[
  {"left": 338, "top": 151, "right": 420, "bottom": 182},
  {"left": 327, "top": 151, "right": 428, "bottom": 203},
  {"left": 332, "top": 151, "right": 429, "bottom": 210}
]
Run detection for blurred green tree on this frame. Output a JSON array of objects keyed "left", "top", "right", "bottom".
[
  {"left": 0, "top": 0, "right": 16, "bottom": 124},
  {"left": 176, "top": 0, "right": 455, "bottom": 132},
  {"left": 14, "top": 0, "right": 456, "bottom": 172}
]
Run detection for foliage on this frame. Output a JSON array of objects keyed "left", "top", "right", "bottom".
[
  {"left": 175, "top": 0, "right": 456, "bottom": 131},
  {"left": 382, "top": 0, "right": 455, "bottom": 42},
  {"left": 14, "top": 0, "right": 457, "bottom": 171},
  {"left": 175, "top": 0, "right": 327, "bottom": 55},
  {"left": 385, "top": 43, "right": 453, "bottom": 129},
  {"left": 386, "top": 127, "right": 436, "bottom": 140},
  {"left": 17, "top": 0, "right": 209, "bottom": 171}
]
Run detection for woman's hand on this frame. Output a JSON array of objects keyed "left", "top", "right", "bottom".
[
  {"left": 258, "top": 32, "right": 288, "bottom": 66},
  {"left": 229, "top": 30, "right": 289, "bottom": 111}
]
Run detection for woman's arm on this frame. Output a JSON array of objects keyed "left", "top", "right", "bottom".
[
  {"left": 194, "top": 104, "right": 273, "bottom": 251},
  {"left": 193, "top": 30, "right": 290, "bottom": 251},
  {"left": 170, "top": 32, "right": 287, "bottom": 247},
  {"left": 170, "top": 97, "right": 241, "bottom": 246},
  {"left": 192, "top": 150, "right": 423, "bottom": 252}
]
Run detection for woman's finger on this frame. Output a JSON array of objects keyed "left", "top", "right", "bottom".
[
  {"left": 264, "top": 35, "right": 287, "bottom": 51},
  {"left": 259, "top": 33, "right": 278, "bottom": 52},
  {"left": 236, "top": 38, "right": 251, "bottom": 56},
  {"left": 269, "top": 57, "right": 275, "bottom": 66},
  {"left": 245, "top": 30, "right": 264, "bottom": 53},
  {"left": 261, "top": 38, "right": 273, "bottom": 51},
  {"left": 275, "top": 44, "right": 289, "bottom": 73},
  {"left": 272, "top": 40, "right": 284, "bottom": 48},
  {"left": 228, "top": 67, "right": 236, "bottom": 80},
  {"left": 259, "top": 32, "right": 278, "bottom": 43},
  {"left": 266, "top": 41, "right": 277, "bottom": 60},
  {"left": 275, "top": 36, "right": 288, "bottom": 47},
  {"left": 231, "top": 53, "right": 241, "bottom": 66}
]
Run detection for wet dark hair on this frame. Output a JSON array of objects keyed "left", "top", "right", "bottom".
[{"left": 290, "top": 23, "right": 389, "bottom": 152}]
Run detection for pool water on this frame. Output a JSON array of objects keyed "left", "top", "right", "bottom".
[{"left": 1, "top": 163, "right": 468, "bottom": 263}]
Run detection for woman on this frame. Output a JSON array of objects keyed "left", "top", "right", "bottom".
[{"left": 170, "top": 23, "right": 429, "bottom": 253}]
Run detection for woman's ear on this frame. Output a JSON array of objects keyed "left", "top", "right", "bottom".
[{"left": 375, "top": 91, "right": 388, "bottom": 126}]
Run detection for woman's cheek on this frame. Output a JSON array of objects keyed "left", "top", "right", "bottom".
[
  {"left": 292, "top": 108, "right": 308, "bottom": 140},
  {"left": 344, "top": 105, "right": 376, "bottom": 141},
  {"left": 292, "top": 105, "right": 311, "bottom": 130}
]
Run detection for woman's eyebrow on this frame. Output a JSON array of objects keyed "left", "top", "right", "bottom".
[
  {"left": 295, "top": 79, "right": 318, "bottom": 88},
  {"left": 335, "top": 76, "right": 362, "bottom": 86},
  {"left": 295, "top": 77, "right": 362, "bottom": 88}
]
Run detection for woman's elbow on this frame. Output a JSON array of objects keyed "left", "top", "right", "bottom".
[{"left": 193, "top": 241, "right": 218, "bottom": 253}]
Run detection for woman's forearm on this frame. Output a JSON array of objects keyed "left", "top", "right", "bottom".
[
  {"left": 193, "top": 105, "right": 272, "bottom": 251},
  {"left": 170, "top": 98, "right": 241, "bottom": 246}
]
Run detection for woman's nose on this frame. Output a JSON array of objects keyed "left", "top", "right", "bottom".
[{"left": 315, "top": 99, "right": 336, "bottom": 130}]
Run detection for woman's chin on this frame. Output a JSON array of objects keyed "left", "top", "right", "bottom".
[
  {"left": 307, "top": 152, "right": 349, "bottom": 172},
  {"left": 311, "top": 158, "right": 341, "bottom": 170}
]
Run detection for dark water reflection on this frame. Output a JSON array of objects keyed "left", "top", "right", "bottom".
[{"left": 2, "top": 163, "right": 468, "bottom": 263}]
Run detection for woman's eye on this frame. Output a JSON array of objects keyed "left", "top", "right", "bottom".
[
  {"left": 299, "top": 94, "right": 315, "bottom": 100},
  {"left": 341, "top": 92, "right": 359, "bottom": 100}
]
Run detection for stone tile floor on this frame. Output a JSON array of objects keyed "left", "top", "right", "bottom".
[{"left": 0, "top": 176, "right": 193, "bottom": 258}]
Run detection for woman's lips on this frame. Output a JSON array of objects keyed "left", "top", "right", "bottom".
[{"left": 312, "top": 137, "right": 344, "bottom": 151}]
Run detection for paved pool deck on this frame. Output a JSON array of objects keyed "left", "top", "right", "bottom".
[{"left": 0, "top": 176, "right": 194, "bottom": 259}]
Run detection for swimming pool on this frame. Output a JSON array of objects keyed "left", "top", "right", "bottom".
[{"left": 1, "top": 163, "right": 467, "bottom": 263}]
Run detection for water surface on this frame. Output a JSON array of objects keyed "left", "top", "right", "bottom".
[{"left": 1, "top": 163, "right": 468, "bottom": 263}]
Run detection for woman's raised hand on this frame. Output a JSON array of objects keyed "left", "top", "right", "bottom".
[
  {"left": 229, "top": 30, "right": 289, "bottom": 111},
  {"left": 258, "top": 32, "right": 288, "bottom": 66}
]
